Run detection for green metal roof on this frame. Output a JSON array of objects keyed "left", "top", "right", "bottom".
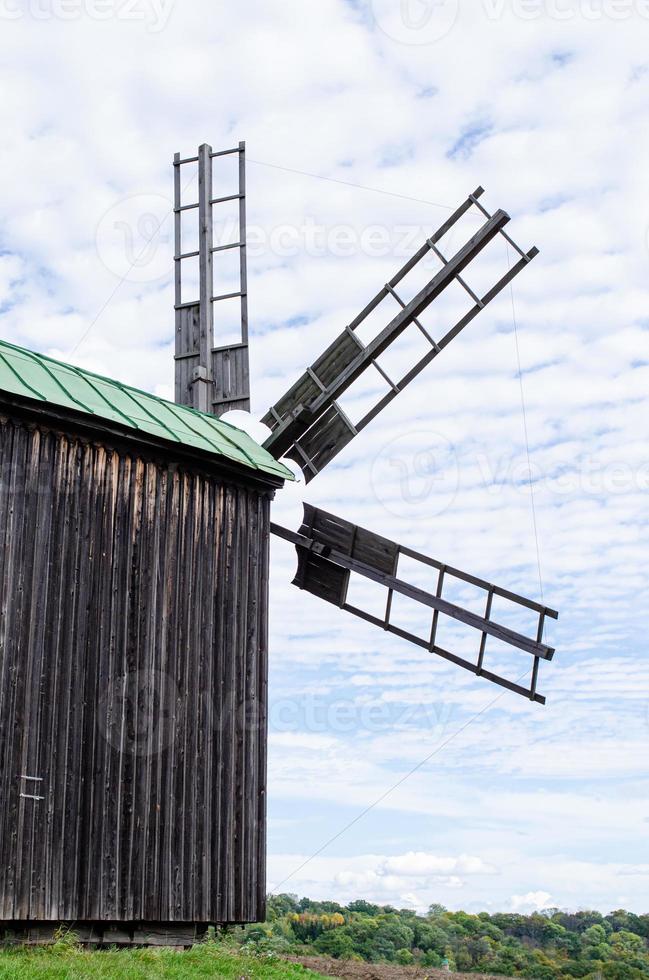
[{"left": 0, "top": 339, "right": 293, "bottom": 482}]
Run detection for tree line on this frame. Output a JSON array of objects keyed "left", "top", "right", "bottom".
[{"left": 233, "top": 895, "right": 649, "bottom": 978}]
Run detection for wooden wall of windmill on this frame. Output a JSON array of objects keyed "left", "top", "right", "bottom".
[{"left": 0, "top": 359, "right": 287, "bottom": 945}]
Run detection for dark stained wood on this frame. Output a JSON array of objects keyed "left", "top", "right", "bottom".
[
  {"left": 0, "top": 409, "right": 275, "bottom": 931},
  {"left": 299, "top": 503, "right": 399, "bottom": 577},
  {"left": 174, "top": 303, "right": 201, "bottom": 408}
]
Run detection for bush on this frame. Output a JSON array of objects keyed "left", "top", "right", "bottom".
[{"left": 395, "top": 948, "right": 415, "bottom": 965}]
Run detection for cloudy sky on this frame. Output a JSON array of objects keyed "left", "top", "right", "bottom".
[{"left": 1, "top": 0, "right": 648, "bottom": 916}]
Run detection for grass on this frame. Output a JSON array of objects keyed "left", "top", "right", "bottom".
[{"left": 0, "top": 938, "right": 328, "bottom": 979}]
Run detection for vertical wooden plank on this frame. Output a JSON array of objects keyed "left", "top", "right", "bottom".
[
  {"left": 0, "top": 420, "right": 21, "bottom": 919},
  {"left": 256, "top": 492, "right": 271, "bottom": 921},
  {"left": 13, "top": 427, "right": 42, "bottom": 920},
  {"left": 121, "top": 455, "right": 145, "bottom": 922},
  {"left": 235, "top": 489, "right": 250, "bottom": 919},
  {"left": 40, "top": 435, "right": 74, "bottom": 919},
  {"left": 26, "top": 429, "right": 56, "bottom": 920},
  {"left": 159, "top": 466, "right": 181, "bottom": 922},
  {"left": 109, "top": 453, "right": 135, "bottom": 923}
]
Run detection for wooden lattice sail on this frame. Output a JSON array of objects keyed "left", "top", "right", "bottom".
[
  {"left": 273, "top": 505, "right": 557, "bottom": 704},
  {"left": 174, "top": 142, "right": 251, "bottom": 416},
  {"left": 262, "top": 188, "right": 538, "bottom": 481}
]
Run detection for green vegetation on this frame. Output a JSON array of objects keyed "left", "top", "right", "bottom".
[
  {"left": 0, "top": 932, "right": 326, "bottom": 979},
  {"left": 1, "top": 902, "right": 648, "bottom": 978},
  {"left": 236, "top": 895, "right": 649, "bottom": 978}
]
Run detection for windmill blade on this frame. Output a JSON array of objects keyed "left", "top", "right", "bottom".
[
  {"left": 272, "top": 505, "right": 558, "bottom": 704},
  {"left": 174, "top": 142, "right": 251, "bottom": 416},
  {"left": 262, "top": 188, "right": 537, "bottom": 481}
]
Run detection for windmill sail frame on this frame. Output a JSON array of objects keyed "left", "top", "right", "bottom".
[
  {"left": 262, "top": 188, "right": 538, "bottom": 482},
  {"left": 174, "top": 142, "right": 251, "bottom": 416},
  {"left": 272, "top": 505, "right": 558, "bottom": 704}
]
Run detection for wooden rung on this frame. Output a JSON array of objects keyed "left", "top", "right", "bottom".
[
  {"left": 476, "top": 590, "right": 494, "bottom": 673},
  {"left": 469, "top": 191, "right": 490, "bottom": 216},
  {"left": 371, "top": 359, "right": 399, "bottom": 392},
  {"left": 210, "top": 193, "right": 243, "bottom": 205},
  {"left": 306, "top": 367, "right": 327, "bottom": 393},
  {"left": 211, "top": 291, "right": 246, "bottom": 302},
  {"left": 291, "top": 440, "right": 318, "bottom": 476},
  {"left": 211, "top": 241, "right": 244, "bottom": 253},
  {"left": 384, "top": 282, "right": 403, "bottom": 303},
  {"left": 471, "top": 197, "right": 533, "bottom": 259},
  {"left": 210, "top": 147, "right": 240, "bottom": 158},
  {"left": 414, "top": 320, "right": 441, "bottom": 352},
  {"left": 345, "top": 324, "right": 366, "bottom": 349},
  {"left": 385, "top": 282, "right": 437, "bottom": 344},
  {"left": 429, "top": 240, "right": 484, "bottom": 308},
  {"left": 384, "top": 588, "right": 394, "bottom": 628},
  {"left": 499, "top": 228, "right": 527, "bottom": 259}
]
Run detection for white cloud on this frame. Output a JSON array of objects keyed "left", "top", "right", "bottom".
[
  {"left": 381, "top": 853, "right": 497, "bottom": 877},
  {"left": 511, "top": 891, "right": 553, "bottom": 913}
]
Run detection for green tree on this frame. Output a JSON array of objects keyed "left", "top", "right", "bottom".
[
  {"left": 266, "top": 893, "right": 299, "bottom": 919},
  {"left": 413, "top": 922, "right": 448, "bottom": 954},
  {"left": 583, "top": 925, "right": 609, "bottom": 948},
  {"left": 313, "top": 928, "right": 355, "bottom": 959},
  {"left": 348, "top": 899, "right": 380, "bottom": 915},
  {"left": 422, "top": 949, "right": 443, "bottom": 968},
  {"left": 610, "top": 931, "right": 646, "bottom": 958},
  {"left": 428, "top": 902, "right": 448, "bottom": 916},
  {"left": 601, "top": 962, "right": 647, "bottom": 980},
  {"left": 395, "top": 948, "right": 415, "bottom": 965}
]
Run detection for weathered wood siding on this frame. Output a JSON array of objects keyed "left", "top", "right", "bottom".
[{"left": 0, "top": 413, "right": 270, "bottom": 926}]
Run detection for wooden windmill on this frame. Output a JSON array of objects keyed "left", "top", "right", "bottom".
[
  {"left": 174, "top": 142, "right": 558, "bottom": 706},
  {"left": 0, "top": 141, "right": 557, "bottom": 947}
]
